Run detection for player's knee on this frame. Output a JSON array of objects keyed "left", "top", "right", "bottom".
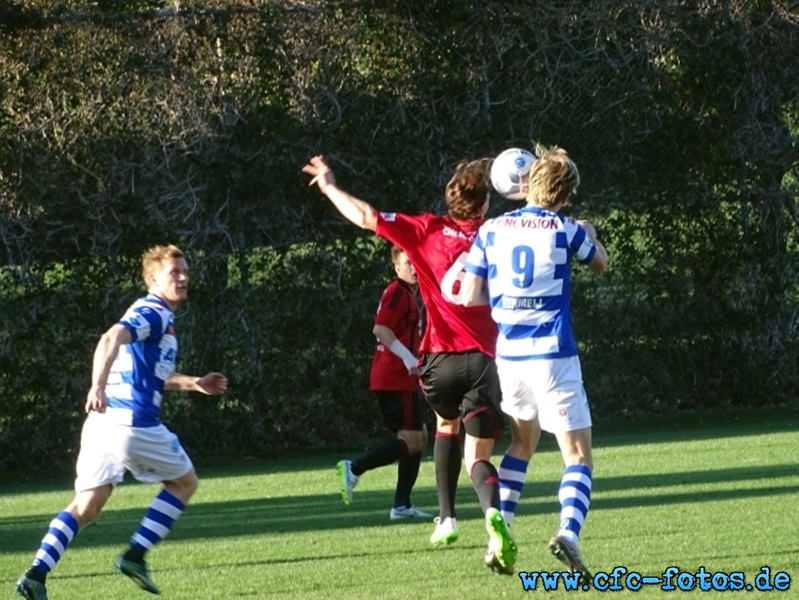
[
  {"left": 74, "top": 506, "right": 102, "bottom": 528},
  {"left": 68, "top": 493, "right": 108, "bottom": 528},
  {"left": 463, "top": 411, "right": 498, "bottom": 440},
  {"left": 183, "top": 475, "right": 199, "bottom": 499},
  {"left": 509, "top": 436, "right": 537, "bottom": 460},
  {"left": 408, "top": 439, "right": 425, "bottom": 456},
  {"left": 561, "top": 446, "right": 593, "bottom": 470},
  {"left": 400, "top": 431, "right": 426, "bottom": 456},
  {"left": 565, "top": 454, "right": 593, "bottom": 470},
  {"left": 165, "top": 470, "right": 199, "bottom": 502},
  {"left": 558, "top": 428, "right": 593, "bottom": 469},
  {"left": 436, "top": 415, "right": 460, "bottom": 435}
]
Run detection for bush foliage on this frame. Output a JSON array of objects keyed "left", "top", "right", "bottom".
[{"left": 1, "top": 0, "right": 797, "bottom": 470}]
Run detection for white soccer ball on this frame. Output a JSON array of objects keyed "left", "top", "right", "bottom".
[{"left": 490, "top": 148, "right": 535, "bottom": 200}]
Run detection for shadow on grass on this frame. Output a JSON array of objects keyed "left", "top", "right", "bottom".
[
  {"left": 2, "top": 462, "right": 797, "bottom": 557},
  {"left": 591, "top": 407, "right": 798, "bottom": 447},
  {"left": 1, "top": 408, "right": 796, "bottom": 488}
]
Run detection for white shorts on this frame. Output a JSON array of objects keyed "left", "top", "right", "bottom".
[
  {"left": 496, "top": 355, "right": 592, "bottom": 434},
  {"left": 74, "top": 413, "right": 194, "bottom": 492}
]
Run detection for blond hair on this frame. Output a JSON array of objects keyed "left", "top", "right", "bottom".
[
  {"left": 526, "top": 144, "right": 580, "bottom": 209},
  {"left": 141, "top": 244, "right": 184, "bottom": 286}
]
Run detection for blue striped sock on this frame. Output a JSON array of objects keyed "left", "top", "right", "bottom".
[
  {"left": 557, "top": 464, "right": 592, "bottom": 543},
  {"left": 130, "top": 490, "right": 185, "bottom": 553},
  {"left": 31, "top": 511, "right": 79, "bottom": 575},
  {"left": 498, "top": 454, "right": 529, "bottom": 527}
]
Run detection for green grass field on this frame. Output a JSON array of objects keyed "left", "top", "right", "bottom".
[{"left": 1, "top": 410, "right": 797, "bottom": 599}]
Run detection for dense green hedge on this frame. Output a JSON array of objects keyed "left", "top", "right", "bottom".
[{"left": 1, "top": 1, "right": 797, "bottom": 471}]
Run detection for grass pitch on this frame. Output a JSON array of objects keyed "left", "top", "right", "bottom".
[{"left": 1, "top": 409, "right": 797, "bottom": 599}]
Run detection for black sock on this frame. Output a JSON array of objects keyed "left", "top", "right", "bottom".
[
  {"left": 434, "top": 433, "right": 461, "bottom": 519},
  {"left": 122, "top": 545, "right": 146, "bottom": 563},
  {"left": 351, "top": 439, "right": 405, "bottom": 476},
  {"left": 470, "top": 459, "right": 500, "bottom": 513},
  {"left": 24, "top": 567, "right": 46, "bottom": 584},
  {"left": 394, "top": 453, "right": 422, "bottom": 508}
]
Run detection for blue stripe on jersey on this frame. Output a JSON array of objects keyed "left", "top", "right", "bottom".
[
  {"left": 465, "top": 206, "right": 593, "bottom": 360},
  {"left": 553, "top": 263, "right": 567, "bottom": 281},
  {"left": 465, "top": 261, "right": 488, "bottom": 279},
  {"left": 106, "top": 293, "right": 177, "bottom": 427},
  {"left": 571, "top": 226, "right": 586, "bottom": 248},
  {"left": 578, "top": 243, "right": 596, "bottom": 264},
  {"left": 499, "top": 320, "right": 556, "bottom": 339},
  {"left": 491, "top": 294, "right": 564, "bottom": 318}
]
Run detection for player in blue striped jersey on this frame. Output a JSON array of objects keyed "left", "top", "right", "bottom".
[
  {"left": 16, "top": 244, "right": 228, "bottom": 600},
  {"left": 461, "top": 145, "right": 607, "bottom": 585}
]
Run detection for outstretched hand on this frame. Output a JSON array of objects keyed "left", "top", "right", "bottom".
[
  {"left": 302, "top": 155, "right": 336, "bottom": 191},
  {"left": 196, "top": 372, "right": 228, "bottom": 395}
]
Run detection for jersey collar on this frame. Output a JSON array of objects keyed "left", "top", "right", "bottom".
[{"left": 145, "top": 292, "right": 172, "bottom": 311}]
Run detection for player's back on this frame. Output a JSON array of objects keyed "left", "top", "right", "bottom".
[
  {"left": 376, "top": 212, "right": 497, "bottom": 356},
  {"left": 472, "top": 206, "right": 590, "bottom": 360}
]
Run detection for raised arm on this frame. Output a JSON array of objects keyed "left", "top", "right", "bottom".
[
  {"left": 579, "top": 219, "right": 608, "bottom": 274},
  {"left": 302, "top": 155, "right": 378, "bottom": 231}
]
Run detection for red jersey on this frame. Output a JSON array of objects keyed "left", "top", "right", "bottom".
[
  {"left": 376, "top": 212, "right": 498, "bottom": 357},
  {"left": 369, "top": 279, "right": 422, "bottom": 391}
]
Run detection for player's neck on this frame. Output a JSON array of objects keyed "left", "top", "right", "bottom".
[
  {"left": 527, "top": 201, "right": 564, "bottom": 213},
  {"left": 149, "top": 291, "right": 179, "bottom": 312},
  {"left": 399, "top": 279, "right": 418, "bottom": 294}
]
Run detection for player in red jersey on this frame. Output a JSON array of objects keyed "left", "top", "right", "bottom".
[
  {"left": 303, "top": 155, "right": 517, "bottom": 574},
  {"left": 336, "top": 246, "right": 432, "bottom": 521}
]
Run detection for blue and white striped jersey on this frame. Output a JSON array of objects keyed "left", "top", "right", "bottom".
[
  {"left": 465, "top": 206, "right": 596, "bottom": 361},
  {"left": 105, "top": 293, "right": 177, "bottom": 427}
]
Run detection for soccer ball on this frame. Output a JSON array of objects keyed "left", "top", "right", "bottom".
[{"left": 490, "top": 147, "right": 535, "bottom": 200}]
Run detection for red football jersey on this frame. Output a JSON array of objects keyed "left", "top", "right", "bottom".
[
  {"left": 369, "top": 279, "right": 422, "bottom": 391},
  {"left": 376, "top": 212, "right": 498, "bottom": 356}
]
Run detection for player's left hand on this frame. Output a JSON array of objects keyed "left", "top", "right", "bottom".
[
  {"left": 302, "top": 155, "right": 337, "bottom": 191},
  {"left": 196, "top": 372, "right": 228, "bottom": 395}
]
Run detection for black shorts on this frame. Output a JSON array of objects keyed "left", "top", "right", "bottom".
[
  {"left": 375, "top": 390, "right": 427, "bottom": 432},
  {"left": 418, "top": 351, "right": 505, "bottom": 439}
]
